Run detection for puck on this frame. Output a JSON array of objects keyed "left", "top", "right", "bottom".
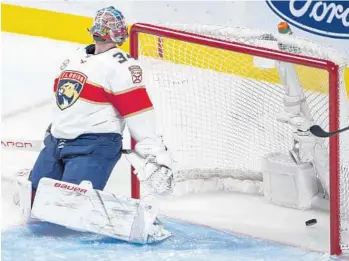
[{"left": 305, "top": 219, "right": 317, "bottom": 226}]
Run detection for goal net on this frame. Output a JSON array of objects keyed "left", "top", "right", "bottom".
[{"left": 128, "top": 23, "right": 349, "bottom": 255}]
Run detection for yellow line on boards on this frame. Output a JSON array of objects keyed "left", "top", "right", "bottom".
[
  {"left": 1, "top": 3, "right": 348, "bottom": 97},
  {"left": 1, "top": 3, "right": 92, "bottom": 44}
]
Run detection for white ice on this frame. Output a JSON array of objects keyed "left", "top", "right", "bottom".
[{"left": 1, "top": 32, "right": 348, "bottom": 259}]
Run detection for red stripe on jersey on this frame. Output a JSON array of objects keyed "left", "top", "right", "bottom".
[
  {"left": 53, "top": 77, "right": 152, "bottom": 115},
  {"left": 53, "top": 78, "right": 59, "bottom": 92},
  {"left": 53, "top": 78, "right": 108, "bottom": 103},
  {"left": 80, "top": 82, "right": 108, "bottom": 103},
  {"left": 106, "top": 87, "right": 153, "bottom": 117}
]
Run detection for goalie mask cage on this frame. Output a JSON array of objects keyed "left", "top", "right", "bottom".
[{"left": 128, "top": 23, "right": 349, "bottom": 255}]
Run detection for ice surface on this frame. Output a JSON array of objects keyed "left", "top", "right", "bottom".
[{"left": 1, "top": 220, "right": 342, "bottom": 261}]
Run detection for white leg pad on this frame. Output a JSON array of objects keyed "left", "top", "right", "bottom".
[
  {"left": 14, "top": 177, "right": 32, "bottom": 224},
  {"left": 31, "top": 178, "right": 171, "bottom": 243}
]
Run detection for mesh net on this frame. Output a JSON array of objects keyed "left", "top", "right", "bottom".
[{"left": 133, "top": 24, "right": 349, "bottom": 250}]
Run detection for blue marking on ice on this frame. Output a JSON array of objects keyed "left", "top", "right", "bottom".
[{"left": 2, "top": 219, "right": 342, "bottom": 261}]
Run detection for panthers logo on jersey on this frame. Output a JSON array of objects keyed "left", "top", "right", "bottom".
[{"left": 56, "top": 71, "right": 87, "bottom": 110}]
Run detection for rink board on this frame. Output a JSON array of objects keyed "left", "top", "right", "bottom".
[{"left": 1, "top": 219, "right": 340, "bottom": 261}]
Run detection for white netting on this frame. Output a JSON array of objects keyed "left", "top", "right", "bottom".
[{"left": 134, "top": 24, "right": 349, "bottom": 250}]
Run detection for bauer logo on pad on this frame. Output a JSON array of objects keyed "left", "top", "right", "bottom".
[
  {"left": 56, "top": 71, "right": 87, "bottom": 110},
  {"left": 266, "top": 0, "right": 349, "bottom": 39}
]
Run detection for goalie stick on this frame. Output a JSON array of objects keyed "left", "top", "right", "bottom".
[
  {"left": 309, "top": 125, "right": 349, "bottom": 138},
  {"left": 1, "top": 138, "right": 133, "bottom": 154},
  {"left": 1, "top": 139, "right": 43, "bottom": 152}
]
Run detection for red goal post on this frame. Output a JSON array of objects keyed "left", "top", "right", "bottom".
[{"left": 128, "top": 23, "right": 344, "bottom": 255}]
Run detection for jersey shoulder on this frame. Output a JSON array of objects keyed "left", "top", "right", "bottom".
[
  {"left": 105, "top": 48, "right": 144, "bottom": 92},
  {"left": 107, "top": 48, "right": 141, "bottom": 70},
  {"left": 106, "top": 48, "right": 143, "bottom": 78},
  {"left": 57, "top": 45, "right": 88, "bottom": 71}
]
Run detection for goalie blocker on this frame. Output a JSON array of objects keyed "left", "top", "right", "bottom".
[
  {"left": 124, "top": 138, "right": 174, "bottom": 196},
  {"left": 16, "top": 177, "right": 171, "bottom": 244}
]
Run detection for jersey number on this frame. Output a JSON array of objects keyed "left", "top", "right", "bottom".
[{"left": 113, "top": 52, "right": 132, "bottom": 64}]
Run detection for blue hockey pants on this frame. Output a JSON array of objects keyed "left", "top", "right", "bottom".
[{"left": 30, "top": 133, "right": 122, "bottom": 191}]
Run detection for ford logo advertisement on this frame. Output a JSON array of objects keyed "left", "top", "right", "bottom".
[{"left": 266, "top": 0, "right": 349, "bottom": 39}]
